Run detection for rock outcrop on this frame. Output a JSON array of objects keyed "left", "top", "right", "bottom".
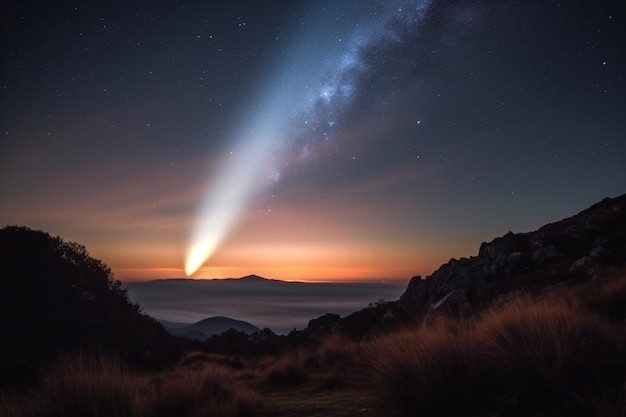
[{"left": 399, "top": 194, "right": 626, "bottom": 316}]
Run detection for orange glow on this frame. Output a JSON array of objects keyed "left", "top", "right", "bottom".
[{"left": 0, "top": 154, "right": 486, "bottom": 283}]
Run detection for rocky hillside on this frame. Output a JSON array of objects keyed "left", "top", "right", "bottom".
[{"left": 399, "top": 194, "right": 626, "bottom": 317}]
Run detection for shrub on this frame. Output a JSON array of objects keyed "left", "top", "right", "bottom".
[{"left": 0, "top": 226, "right": 180, "bottom": 387}]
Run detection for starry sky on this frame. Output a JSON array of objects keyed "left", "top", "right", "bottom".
[{"left": 1, "top": 0, "right": 625, "bottom": 282}]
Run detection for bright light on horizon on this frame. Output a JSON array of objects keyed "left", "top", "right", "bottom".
[
  {"left": 185, "top": 134, "right": 280, "bottom": 276},
  {"left": 185, "top": 238, "right": 220, "bottom": 277}
]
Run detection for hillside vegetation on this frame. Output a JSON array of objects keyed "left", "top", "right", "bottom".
[{"left": 0, "top": 226, "right": 181, "bottom": 388}]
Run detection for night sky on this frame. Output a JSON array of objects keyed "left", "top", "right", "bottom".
[{"left": 2, "top": 1, "right": 625, "bottom": 281}]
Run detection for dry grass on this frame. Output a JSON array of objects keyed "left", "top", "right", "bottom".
[
  {"left": 34, "top": 353, "right": 143, "bottom": 417},
  {"left": 179, "top": 351, "right": 244, "bottom": 371},
  {"left": 574, "top": 271, "right": 626, "bottom": 322},
  {"left": 369, "top": 294, "right": 626, "bottom": 417},
  {"left": 262, "top": 335, "right": 362, "bottom": 389},
  {"left": 264, "top": 350, "right": 310, "bottom": 387},
  {"left": 368, "top": 322, "right": 475, "bottom": 415},
  {"left": 311, "top": 334, "right": 360, "bottom": 371},
  {"left": 0, "top": 394, "right": 34, "bottom": 417},
  {"left": 477, "top": 296, "right": 625, "bottom": 415},
  {"left": 255, "top": 336, "right": 374, "bottom": 417},
  {"left": 146, "top": 363, "right": 264, "bottom": 417},
  {"left": 0, "top": 353, "right": 265, "bottom": 417}
]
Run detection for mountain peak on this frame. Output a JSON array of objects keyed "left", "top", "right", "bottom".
[{"left": 239, "top": 274, "right": 269, "bottom": 281}]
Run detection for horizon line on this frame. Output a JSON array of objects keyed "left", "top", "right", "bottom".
[{"left": 121, "top": 275, "right": 410, "bottom": 285}]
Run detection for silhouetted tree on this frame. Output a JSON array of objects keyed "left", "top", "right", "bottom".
[
  {"left": 200, "top": 327, "right": 290, "bottom": 356},
  {"left": 0, "top": 226, "right": 181, "bottom": 388},
  {"left": 203, "top": 329, "right": 252, "bottom": 354}
]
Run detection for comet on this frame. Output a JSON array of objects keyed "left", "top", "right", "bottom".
[
  {"left": 185, "top": 0, "right": 433, "bottom": 276},
  {"left": 185, "top": 135, "right": 278, "bottom": 276}
]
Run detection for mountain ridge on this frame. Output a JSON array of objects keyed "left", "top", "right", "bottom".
[
  {"left": 145, "top": 274, "right": 284, "bottom": 283},
  {"left": 398, "top": 193, "right": 626, "bottom": 316}
]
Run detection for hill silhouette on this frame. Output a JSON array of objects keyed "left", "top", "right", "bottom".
[
  {"left": 0, "top": 226, "right": 180, "bottom": 387},
  {"left": 160, "top": 316, "right": 259, "bottom": 340}
]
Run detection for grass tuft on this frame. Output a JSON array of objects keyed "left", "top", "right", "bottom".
[
  {"left": 265, "top": 351, "right": 309, "bottom": 387},
  {"left": 369, "top": 322, "right": 474, "bottom": 416},
  {"left": 34, "top": 353, "right": 143, "bottom": 417},
  {"left": 146, "top": 363, "right": 265, "bottom": 417},
  {"left": 370, "top": 295, "right": 626, "bottom": 416}
]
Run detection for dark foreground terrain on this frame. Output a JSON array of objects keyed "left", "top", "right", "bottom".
[
  {"left": 1, "top": 194, "right": 626, "bottom": 416},
  {"left": 2, "top": 274, "right": 626, "bottom": 417}
]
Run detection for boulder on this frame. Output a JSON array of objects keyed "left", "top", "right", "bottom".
[{"left": 425, "top": 290, "right": 468, "bottom": 318}]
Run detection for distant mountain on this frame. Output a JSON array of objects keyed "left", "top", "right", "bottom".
[
  {"left": 398, "top": 193, "right": 626, "bottom": 316},
  {"left": 230, "top": 274, "right": 276, "bottom": 282},
  {"left": 160, "top": 316, "right": 259, "bottom": 341},
  {"left": 148, "top": 274, "right": 283, "bottom": 284}
]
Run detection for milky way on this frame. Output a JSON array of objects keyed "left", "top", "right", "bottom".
[{"left": 186, "top": 0, "right": 435, "bottom": 275}]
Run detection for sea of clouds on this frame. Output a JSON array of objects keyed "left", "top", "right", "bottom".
[{"left": 125, "top": 278, "right": 408, "bottom": 334}]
